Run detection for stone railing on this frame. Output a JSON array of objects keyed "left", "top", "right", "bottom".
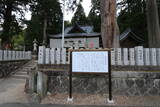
[
  {"left": 0, "top": 50, "right": 32, "bottom": 78},
  {"left": 0, "top": 50, "right": 32, "bottom": 61},
  {"left": 38, "top": 46, "right": 160, "bottom": 66}
]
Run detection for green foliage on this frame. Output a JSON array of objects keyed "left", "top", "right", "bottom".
[
  {"left": 88, "top": 0, "right": 101, "bottom": 32},
  {"left": 0, "top": 0, "right": 31, "bottom": 48},
  {"left": 25, "top": 0, "right": 62, "bottom": 50},
  {"left": 117, "top": 0, "right": 148, "bottom": 46},
  {"left": 12, "top": 32, "right": 25, "bottom": 50},
  {"left": 71, "top": 3, "right": 88, "bottom": 25}
]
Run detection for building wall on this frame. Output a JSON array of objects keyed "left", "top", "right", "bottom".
[{"left": 50, "top": 37, "right": 99, "bottom": 48}]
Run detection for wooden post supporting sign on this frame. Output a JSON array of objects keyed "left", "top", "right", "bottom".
[{"left": 68, "top": 49, "right": 113, "bottom": 104}]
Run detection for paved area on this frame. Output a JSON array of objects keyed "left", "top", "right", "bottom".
[{"left": 0, "top": 60, "right": 36, "bottom": 104}]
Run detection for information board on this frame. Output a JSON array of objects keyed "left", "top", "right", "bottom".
[{"left": 72, "top": 51, "right": 109, "bottom": 73}]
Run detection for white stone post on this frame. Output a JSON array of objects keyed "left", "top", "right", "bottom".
[
  {"left": 8, "top": 50, "right": 12, "bottom": 61},
  {"left": 144, "top": 48, "right": 150, "bottom": 66},
  {"left": 12, "top": 51, "right": 16, "bottom": 60},
  {"left": 19, "top": 51, "right": 21, "bottom": 60},
  {"left": 29, "top": 51, "right": 32, "bottom": 60},
  {"left": 50, "top": 48, "right": 55, "bottom": 64},
  {"left": 16, "top": 51, "right": 18, "bottom": 60},
  {"left": 20, "top": 51, "right": 23, "bottom": 60},
  {"left": 3, "top": 50, "right": 8, "bottom": 61},
  {"left": 150, "top": 48, "right": 157, "bottom": 66},
  {"left": 157, "top": 48, "right": 160, "bottom": 66},
  {"left": 111, "top": 48, "right": 116, "bottom": 65},
  {"left": 0, "top": 50, "right": 3, "bottom": 61},
  {"left": 61, "top": 48, "right": 66, "bottom": 64},
  {"left": 22, "top": 51, "right": 25, "bottom": 60},
  {"left": 117, "top": 48, "right": 122, "bottom": 65},
  {"left": 67, "top": 47, "right": 73, "bottom": 64},
  {"left": 45, "top": 48, "right": 50, "bottom": 64},
  {"left": 123, "top": 48, "right": 129, "bottom": 65},
  {"left": 129, "top": 48, "right": 135, "bottom": 65},
  {"left": 56, "top": 48, "right": 61, "bottom": 64},
  {"left": 38, "top": 46, "right": 45, "bottom": 64},
  {"left": 135, "top": 46, "right": 144, "bottom": 66}
]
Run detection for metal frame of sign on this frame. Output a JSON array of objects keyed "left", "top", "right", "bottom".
[{"left": 68, "top": 49, "right": 113, "bottom": 102}]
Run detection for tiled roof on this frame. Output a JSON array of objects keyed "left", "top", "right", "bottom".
[
  {"left": 49, "top": 25, "right": 100, "bottom": 38},
  {"left": 120, "top": 28, "right": 144, "bottom": 42}
]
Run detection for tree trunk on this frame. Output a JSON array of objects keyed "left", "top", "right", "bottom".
[
  {"left": 146, "top": 0, "right": 160, "bottom": 48},
  {"left": 100, "top": 0, "right": 119, "bottom": 48},
  {"left": 113, "top": 20, "right": 120, "bottom": 48},
  {"left": 1, "top": 1, "right": 13, "bottom": 49},
  {"left": 42, "top": 16, "right": 47, "bottom": 46}
]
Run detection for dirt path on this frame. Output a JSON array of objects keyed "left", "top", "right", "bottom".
[{"left": 0, "top": 60, "right": 36, "bottom": 104}]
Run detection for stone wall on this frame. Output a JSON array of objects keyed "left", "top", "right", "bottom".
[
  {"left": 46, "top": 71, "right": 160, "bottom": 96},
  {"left": 0, "top": 60, "right": 28, "bottom": 78}
]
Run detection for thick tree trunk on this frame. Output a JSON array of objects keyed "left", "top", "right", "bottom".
[
  {"left": 1, "top": 1, "right": 13, "bottom": 49},
  {"left": 42, "top": 16, "right": 47, "bottom": 46},
  {"left": 100, "top": 0, "right": 119, "bottom": 48},
  {"left": 113, "top": 20, "right": 120, "bottom": 48},
  {"left": 146, "top": 0, "right": 160, "bottom": 48}
]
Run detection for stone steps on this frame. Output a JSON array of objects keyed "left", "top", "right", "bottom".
[
  {"left": 15, "top": 72, "right": 27, "bottom": 75},
  {"left": 11, "top": 60, "right": 36, "bottom": 80},
  {"left": 11, "top": 75, "right": 28, "bottom": 79}
]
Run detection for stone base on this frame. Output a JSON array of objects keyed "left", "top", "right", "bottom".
[
  {"left": 107, "top": 98, "right": 114, "bottom": 104},
  {"left": 46, "top": 71, "right": 160, "bottom": 96},
  {"left": 67, "top": 97, "right": 73, "bottom": 103}
]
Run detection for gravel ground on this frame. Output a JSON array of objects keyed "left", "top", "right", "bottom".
[{"left": 41, "top": 93, "right": 160, "bottom": 106}]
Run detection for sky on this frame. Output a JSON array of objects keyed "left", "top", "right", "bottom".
[{"left": 24, "top": 0, "right": 92, "bottom": 22}]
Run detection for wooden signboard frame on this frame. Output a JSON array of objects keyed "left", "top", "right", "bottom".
[{"left": 68, "top": 49, "right": 113, "bottom": 103}]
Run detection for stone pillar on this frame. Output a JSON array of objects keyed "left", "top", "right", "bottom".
[
  {"left": 150, "top": 48, "right": 157, "bottom": 66},
  {"left": 50, "top": 48, "right": 55, "bottom": 64},
  {"left": 129, "top": 48, "right": 135, "bottom": 66},
  {"left": 29, "top": 71, "right": 37, "bottom": 93},
  {"left": 117, "top": 48, "right": 122, "bottom": 65},
  {"left": 3, "top": 50, "right": 8, "bottom": 61},
  {"left": 15, "top": 51, "right": 18, "bottom": 60},
  {"left": 135, "top": 46, "right": 144, "bottom": 66},
  {"left": 56, "top": 48, "right": 61, "bottom": 64},
  {"left": 22, "top": 51, "right": 25, "bottom": 60},
  {"left": 144, "top": 48, "right": 150, "bottom": 66},
  {"left": 0, "top": 50, "right": 3, "bottom": 61},
  {"left": 8, "top": 51, "right": 12, "bottom": 61},
  {"left": 61, "top": 48, "right": 66, "bottom": 64},
  {"left": 37, "top": 71, "right": 48, "bottom": 98},
  {"left": 123, "top": 48, "right": 129, "bottom": 65},
  {"left": 111, "top": 48, "right": 116, "bottom": 65},
  {"left": 157, "top": 48, "right": 160, "bottom": 66},
  {"left": 38, "top": 46, "right": 45, "bottom": 64},
  {"left": 45, "top": 48, "right": 50, "bottom": 64},
  {"left": 28, "top": 51, "right": 32, "bottom": 60},
  {"left": 18, "top": 51, "right": 21, "bottom": 60},
  {"left": 12, "top": 51, "right": 15, "bottom": 60}
]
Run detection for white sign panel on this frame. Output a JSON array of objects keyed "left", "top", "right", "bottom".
[{"left": 72, "top": 51, "right": 109, "bottom": 73}]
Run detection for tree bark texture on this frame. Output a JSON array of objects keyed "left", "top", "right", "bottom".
[
  {"left": 146, "top": 0, "right": 160, "bottom": 48},
  {"left": 100, "top": 0, "right": 119, "bottom": 48},
  {"left": 1, "top": 1, "right": 13, "bottom": 49},
  {"left": 43, "top": 16, "right": 47, "bottom": 46}
]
